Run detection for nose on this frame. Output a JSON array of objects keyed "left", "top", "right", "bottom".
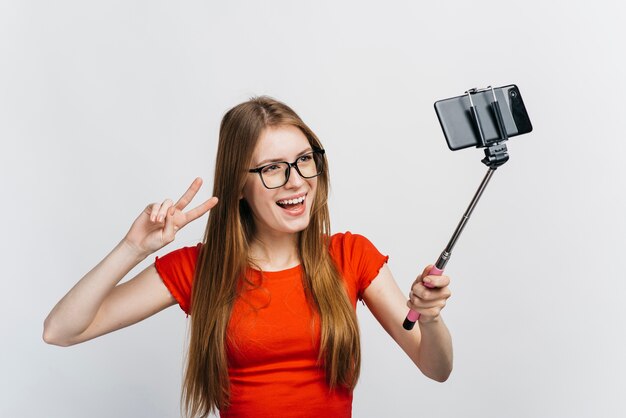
[{"left": 284, "top": 165, "right": 305, "bottom": 189}]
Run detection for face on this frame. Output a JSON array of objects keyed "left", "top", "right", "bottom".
[{"left": 242, "top": 125, "right": 318, "bottom": 239}]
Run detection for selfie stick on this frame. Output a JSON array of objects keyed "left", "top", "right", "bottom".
[{"left": 403, "top": 87, "right": 511, "bottom": 330}]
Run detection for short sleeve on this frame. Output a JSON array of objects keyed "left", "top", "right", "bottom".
[
  {"left": 329, "top": 232, "right": 389, "bottom": 302},
  {"left": 154, "top": 243, "right": 202, "bottom": 315}
]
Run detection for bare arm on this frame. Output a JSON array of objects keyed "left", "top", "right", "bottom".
[
  {"left": 43, "top": 178, "right": 217, "bottom": 346},
  {"left": 362, "top": 264, "right": 453, "bottom": 382},
  {"left": 43, "top": 241, "right": 175, "bottom": 346}
]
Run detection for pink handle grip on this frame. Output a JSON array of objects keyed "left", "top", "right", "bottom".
[{"left": 402, "top": 266, "right": 444, "bottom": 330}]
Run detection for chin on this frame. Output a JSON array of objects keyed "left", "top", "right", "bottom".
[{"left": 277, "top": 214, "right": 313, "bottom": 235}]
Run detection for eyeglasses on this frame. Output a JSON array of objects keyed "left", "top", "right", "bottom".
[{"left": 248, "top": 149, "right": 326, "bottom": 189}]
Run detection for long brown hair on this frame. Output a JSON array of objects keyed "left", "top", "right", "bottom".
[{"left": 182, "top": 97, "right": 360, "bottom": 417}]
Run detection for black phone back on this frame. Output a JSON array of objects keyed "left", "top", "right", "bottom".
[{"left": 434, "top": 85, "right": 532, "bottom": 151}]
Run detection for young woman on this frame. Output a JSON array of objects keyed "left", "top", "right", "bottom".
[{"left": 44, "top": 97, "right": 453, "bottom": 418}]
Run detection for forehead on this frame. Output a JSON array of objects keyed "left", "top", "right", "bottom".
[{"left": 252, "top": 125, "right": 311, "bottom": 163}]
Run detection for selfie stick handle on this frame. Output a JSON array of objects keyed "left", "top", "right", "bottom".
[
  {"left": 403, "top": 86, "right": 511, "bottom": 330},
  {"left": 402, "top": 167, "right": 497, "bottom": 330}
]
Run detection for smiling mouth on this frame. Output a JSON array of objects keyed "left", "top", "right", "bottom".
[{"left": 276, "top": 195, "right": 306, "bottom": 209}]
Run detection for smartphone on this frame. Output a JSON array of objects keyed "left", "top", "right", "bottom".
[{"left": 434, "top": 84, "right": 532, "bottom": 151}]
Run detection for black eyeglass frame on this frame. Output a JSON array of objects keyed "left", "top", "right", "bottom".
[{"left": 248, "top": 149, "right": 326, "bottom": 189}]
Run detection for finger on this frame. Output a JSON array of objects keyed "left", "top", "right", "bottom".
[
  {"left": 181, "top": 196, "right": 219, "bottom": 226},
  {"left": 149, "top": 202, "right": 161, "bottom": 222},
  {"left": 410, "top": 283, "right": 434, "bottom": 302},
  {"left": 407, "top": 295, "right": 442, "bottom": 311},
  {"left": 423, "top": 274, "right": 450, "bottom": 289},
  {"left": 174, "top": 177, "right": 203, "bottom": 210},
  {"left": 408, "top": 288, "right": 449, "bottom": 308},
  {"left": 154, "top": 199, "right": 174, "bottom": 223},
  {"left": 416, "top": 265, "right": 433, "bottom": 283},
  {"left": 411, "top": 305, "right": 446, "bottom": 322},
  {"left": 411, "top": 293, "right": 451, "bottom": 310},
  {"left": 143, "top": 203, "right": 154, "bottom": 217},
  {"left": 407, "top": 300, "right": 434, "bottom": 318},
  {"left": 162, "top": 207, "right": 177, "bottom": 243},
  {"left": 410, "top": 283, "right": 451, "bottom": 302},
  {"left": 407, "top": 297, "right": 446, "bottom": 311}
]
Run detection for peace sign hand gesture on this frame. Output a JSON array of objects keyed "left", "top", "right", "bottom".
[{"left": 123, "top": 178, "right": 218, "bottom": 257}]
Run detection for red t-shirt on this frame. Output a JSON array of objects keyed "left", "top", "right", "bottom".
[{"left": 154, "top": 232, "right": 388, "bottom": 418}]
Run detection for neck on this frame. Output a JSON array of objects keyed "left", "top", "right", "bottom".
[{"left": 248, "top": 230, "right": 300, "bottom": 271}]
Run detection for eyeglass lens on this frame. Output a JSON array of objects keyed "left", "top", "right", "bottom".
[{"left": 261, "top": 152, "right": 322, "bottom": 188}]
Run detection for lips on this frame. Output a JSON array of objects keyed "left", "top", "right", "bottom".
[
  {"left": 276, "top": 195, "right": 305, "bottom": 207},
  {"left": 276, "top": 193, "right": 306, "bottom": 208},
  {"left": 275, "top": 193, "right": 307, "bottom": 216}
]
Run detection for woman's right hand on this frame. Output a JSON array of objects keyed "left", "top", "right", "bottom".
[
  {"left": 123, "top": 177, "right": 218, "bottom": 256},
  {"left": 43, "top": 178, "right": 217, "bottom": 346}
]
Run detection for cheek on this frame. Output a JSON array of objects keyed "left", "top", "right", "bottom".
[
  {"left": 242, "top": 180, "right": 275, "bottom": 214},
  {"left": 241, "top": 178, "right": 260, "bottom": 203},
  {"left": 309, "top": 178, "right": 319, "bottom": 198}
]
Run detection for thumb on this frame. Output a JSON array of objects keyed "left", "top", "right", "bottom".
[
  {"left": 417, "top": 264, "right": 434, "bottom": 283},
  {"left": 419, "top": 264, "right": 438, "bottom": 289}
]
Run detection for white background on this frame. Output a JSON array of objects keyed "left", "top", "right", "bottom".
[{"left": 2, "top": 1, "right": 625, "bottom": 417}]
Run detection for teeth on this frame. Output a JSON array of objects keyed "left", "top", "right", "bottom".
[{"left": 278, "top": 196, "right": 305, "bottom": 205}]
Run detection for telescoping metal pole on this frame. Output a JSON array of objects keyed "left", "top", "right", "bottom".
[{"left": 403, "top": 166, "right": 497, "bottom": 330}]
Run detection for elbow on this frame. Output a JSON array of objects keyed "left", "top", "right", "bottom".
[
  {"left": 42, "top": 333, "right": 70, "bottom": 347},
  {"left": 416, "top": 362, "right": 453, "bottom": 383},
  {"left": 430, "top": 369, "right": 452, "bottom": 383},
  {"left": 420, "top": 368, "right": 452, "bottom": 383},
  {"left": 42, "top": 318, "right": 73, "bottom": 347},
  {"left": 433, "top": 362, "right": 453, "bottom": 382}
]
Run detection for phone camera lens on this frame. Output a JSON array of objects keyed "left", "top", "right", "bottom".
[{"left": 510, "top": 90, "right": 517, "bottom": 98}]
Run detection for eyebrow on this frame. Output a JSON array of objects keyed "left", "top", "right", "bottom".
[{"left": 255, "top": 147, "right": 313, "bottom": 166}]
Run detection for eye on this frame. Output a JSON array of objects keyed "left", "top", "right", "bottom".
[
  {"left": 297, "top": 154, "right": 313, "bottom": 163},
  {"left": 261, "top": 164, "right": 282, "bottom": 174}
]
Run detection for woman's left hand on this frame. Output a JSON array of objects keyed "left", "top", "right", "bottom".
[{"left": 407, "top": 265, "right": 452, "bottom": 323}]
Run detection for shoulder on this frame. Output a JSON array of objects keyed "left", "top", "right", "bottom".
[
  {"left": 155, "top": 243, "right": 203, "bottom": 266},
  {"left": 153, "top": 243, "right": 203, "bottom": 315},
  {"left": 328, "top": 231, "right": 388, "bottom": 275},
  {"left": 329, "top": 231, "right": 379, "bottom": 257},
  {"left": 329, "top": 231, "right": 389, "bottom": 301}
]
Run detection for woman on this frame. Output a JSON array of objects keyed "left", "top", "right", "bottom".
[{"left": 44, "top": 97, "right": 453, "bottom": 418}]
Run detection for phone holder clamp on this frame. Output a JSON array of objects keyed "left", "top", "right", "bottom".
[
  {"left": 465, "top": 86, "right": 511, "bottom": 169},
  {"left": 482, "top": 143, "right": 509, "bottom": 168}
]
